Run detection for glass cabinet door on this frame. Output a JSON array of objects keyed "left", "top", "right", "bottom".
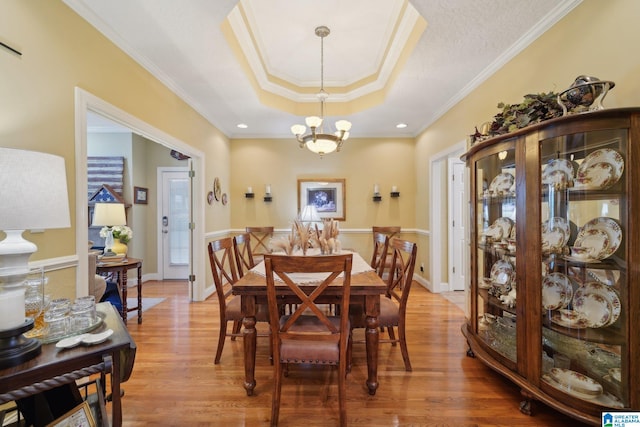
[
  {"left": 539, "top": 129, "right": 627, "bottom": 409},
  {"left": 474, "top": 147, "right": 517, "bottom": 363}
]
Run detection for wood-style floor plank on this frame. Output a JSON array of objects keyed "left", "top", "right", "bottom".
[{"left": 115, "top": 280, "right": 586, "bottom": 426}]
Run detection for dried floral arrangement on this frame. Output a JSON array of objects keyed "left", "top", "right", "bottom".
[{"left": 270, "top": 219, "right": 341, "bottom": 255}]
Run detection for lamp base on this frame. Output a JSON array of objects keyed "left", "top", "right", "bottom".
[{"left": 0, "top": 318, "right": 42, "bottom": 369}]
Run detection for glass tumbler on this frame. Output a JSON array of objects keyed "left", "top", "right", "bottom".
[{"left": 44, "top": 306, "right": 70, "bottom": 339}]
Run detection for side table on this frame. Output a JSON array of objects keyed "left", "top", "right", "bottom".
[{"left": 96, "top": 257, "right": 143, "bottom": 325}]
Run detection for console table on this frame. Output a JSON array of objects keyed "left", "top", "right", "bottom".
[
  {"left": 96, "top": 257, "right": 143, "bottom": 325},
  {"left": 0, "top": 303, "right": 136, "bottom": 426}
]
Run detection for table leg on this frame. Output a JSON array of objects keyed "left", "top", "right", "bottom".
[
  {"left": 110, "top": 353, "right": 122, "bottom": 427},
  {"left": 241, "top": 295, "right": 257, "bottom": 396},
  {"left": 121, "top": 270, "right": 128, "bottom": 325},
  {"left": 137, "top": 265, "right": 142, "bottom": 324},
  {"left": 364, "top": 294, "right": 380, "bottom": 395}
]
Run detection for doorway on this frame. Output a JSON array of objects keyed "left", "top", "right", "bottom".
[
  {"left": 158, "top": 168, "right": 191, "bottom": 280},
  {"left": 74, "top": 88, "right": 207, "bottom": 302}
]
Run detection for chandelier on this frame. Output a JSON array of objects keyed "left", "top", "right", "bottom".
[{"left": 291, "top": 26, "right": 352, "bottom": 156}]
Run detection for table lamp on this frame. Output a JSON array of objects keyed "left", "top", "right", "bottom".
[
  {"left": 0, "top": 147, "right": 71, "bottom": 368},
  {"left": 299, "top": 205, "right": 320, "bottom": 224},
  {"left": 91, "top": 203, "right": 126, "bottom": 256}
]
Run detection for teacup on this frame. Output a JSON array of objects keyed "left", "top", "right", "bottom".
[{"left": 570, "top": 246, "right": 590, "bottom": 260}]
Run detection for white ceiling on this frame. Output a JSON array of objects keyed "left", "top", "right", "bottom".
[{"left": 66, "top": 0, "right": 581, "bottom": 139}]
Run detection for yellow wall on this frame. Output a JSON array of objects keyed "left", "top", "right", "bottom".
[
  {"left": 3, "top": 0, "right": 640, "bottom": 298},
  {"left": 230, "top": 137, "right": 416, "bottom": 257},
  {"left": 1, "top": 1, "right": 228, "bottom": 298},
  {"left": 414, "top": 0, "right": 640, "bottom": 285}
]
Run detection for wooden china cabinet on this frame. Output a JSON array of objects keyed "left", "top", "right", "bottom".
[{"left": 461, "top": 108, "right": 640, "bottom": 425}]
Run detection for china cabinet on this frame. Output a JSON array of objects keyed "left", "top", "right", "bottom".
[{"left": 461, "top": 108, "right": 640, "bottom": 425}]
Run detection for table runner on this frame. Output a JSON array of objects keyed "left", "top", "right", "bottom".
[{"left": 251, "top": 249, "right": 373, "bottom": 284}]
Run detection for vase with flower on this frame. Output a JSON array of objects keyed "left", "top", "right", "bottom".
[{"left": 100, "top": 225, "right": 132, "bottom": 256}]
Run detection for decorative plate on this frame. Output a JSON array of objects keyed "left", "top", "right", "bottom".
[
  {"left": 550, "top": 309, "right": 589, "bottom": 329},
  {"left": 573, "top": 292, "right": 612, "bottom": 328},
  {"left": 493, "top": 217, "right": 514, "bottom": 240},
  {"left": 573, "top": 281, "right": 621, "bottom": 327},
  {"left": 549, "top": 368, "right": 603, "bottom": 397},
  {"left": 213, "top": 177, "right": 222, "bottom": 201},
  {"left": 574, "top": 148, "right": 624, "bottom": 190},
  {"left": 488, "top": 172, "right": 514, "bottom": 194},
  {"left": 574, "top": 228, "right": 610, "bottom": 260},
  {"left": 207, "top": 191, "right": 214, "bottom": 205},
  {"left": 484, "top": 223, "right": 504, "bottom": 240},
  {"left": 221, "top": 192, "right": 228, "bottom": 205},
  {"left": 579, "top": 217, "right": 622, "bottom": 259},
  {"left": 542, "top": 272, "right": 573, "bottom": 311},
  {"left": 541, "top": 217, "right": 570, "bottom": 254},
  {"left": 542, "top": 158, "right": 574, "bottom": 188},
  {"left": 608, "top": 368, "right": 622, "bottom": 383},
  {"left": 490, "top": 259, "right": 515, "bottom": 286}
]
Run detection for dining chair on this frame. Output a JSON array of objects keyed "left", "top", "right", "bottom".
[
  {"left": 233, "top": 232, "right": 256, "bottom": 278},
  {"left": 351, "top": 238, "right": 417, "bottom": 371},
  {"left": 245, "top": 226, "right": 274, "bottom": 264},
  {"left": 370, "top": 232, "right": 390, "bottom": 278},
  {"left": 208, "top": 237, "right": 269, "bottom": 364},
  {"left": 371, "top": 226, "right": 401, "bottom": 277},
  {"left": 264, "top": 253, "right": 353, "bottom": 427}
]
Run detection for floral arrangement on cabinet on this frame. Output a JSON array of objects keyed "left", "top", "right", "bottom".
[{"left": 100, "top": 225, "right": 133, "bottom": 244}]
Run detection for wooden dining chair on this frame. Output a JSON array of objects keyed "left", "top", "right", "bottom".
[
  {"left": 245, "top": 226, "right": 274, "bottom": 264},
  {"left": 264, "top": 253, "right": 353, "bottom": 427},
  {"left": 371, "top": 226, "right": 401, "bottom": 277},
  {"left": 233, "top": 232, "right": 256, "bottom": 278},
  {"left": 370, "top": 232, "right": 390, "bottom": 278},
  {"left": 208, "top": 237, "right": 269, "bottom": 364},
  {"left": 351, "top": 238, "right": 417, "bottom": 371}
]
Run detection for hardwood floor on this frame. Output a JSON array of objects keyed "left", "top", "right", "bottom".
[{"left": 116, "top": 280, "right": 586, "bottom": 426}]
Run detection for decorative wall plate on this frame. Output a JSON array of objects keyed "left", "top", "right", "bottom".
[
  {"left": 207, "top": 191, "right": 214, "bottom": 205},
  {"left": 579, "top": 217, "right": 622, "bottom": 259},
  {"left": 542, "top": 158, "right": 574, "bottom": 188},
  {"left": 542, "top": 272, "right": 572, "bottom": 310},
  {"left": 213, "top": 177, "right": 222, "bottom": 201},
  {"left": 221, "top": 193, "right": 228, "bottom": 205},
  {"left": 573, "top": 281, "right": 620, "bottom": 326},
  {"left": 574, "top": 148, "right": 624, "bottom": 190}
]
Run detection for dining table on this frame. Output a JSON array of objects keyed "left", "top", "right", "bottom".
[{"left": 232, "top": 249, "right": 387, "bottom": 396}]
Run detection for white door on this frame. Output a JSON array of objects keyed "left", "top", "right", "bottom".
[
  {"left": 160, "top": 169, "right": 190, "bottom": 280},
  {"left": 449, "top": 160, "right": 466, "bottom": 291}
]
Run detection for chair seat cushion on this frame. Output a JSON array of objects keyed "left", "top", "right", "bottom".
[
  {"left": 349, "top": 297, "right": 399, "bottom": 328},
  {"left": 226, "top": 295, "right": 270, "bottom": 322},
  {"left": 279, "top": 315, "right": 345, "bottom": 364}
]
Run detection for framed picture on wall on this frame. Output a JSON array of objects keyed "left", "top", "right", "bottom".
[
  {"left": 297, "top": 178, "right": 346, "bottom": 221},
  {"left": 134, "top": 186, "right": 148, "bottom": 204}
]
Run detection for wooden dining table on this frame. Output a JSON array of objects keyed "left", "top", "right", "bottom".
[{"left": 232, "top": 251, "right": 387, "bottom": 396}]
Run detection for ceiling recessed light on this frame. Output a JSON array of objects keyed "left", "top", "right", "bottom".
[
  {"left": 396, "top": 123, "right": 408, "bottom": 129},
  {"left": 237, "top": 123, "right": 248, "bottom": 129}
]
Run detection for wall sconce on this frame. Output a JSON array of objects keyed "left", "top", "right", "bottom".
[
  {"left": 245, "top": 186, "right": 254, "bottom": 198},
  {"left": 264, "top": 184, "right": 272, "bottom": 202},
  {"left": 390, "top": 185, "right": 400, "bottom": 198},
  {"left": 372, "top": 183, "right": 382, "bottom": 202}
]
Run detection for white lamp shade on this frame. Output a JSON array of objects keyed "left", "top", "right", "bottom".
[
  {"left": 92, "top": 203, "right": 127, "bottom": 226},
  {"left": 305, "top": 116, "right": 323, "bottom": 128},
  {"left": 291, "top": 124, "right": 306, "bottom": 136},
  {"left": 305, "top": 137, "right": 338, "bottom": 155},
  {"left": 0, "top": 148, "right": 71, "bottom": 231},
  {"left": 335, "top": 120, "right": 352, "bottom": 132},
  {"left": 299, "top": 205, "right": 320, "bottom": 222}
]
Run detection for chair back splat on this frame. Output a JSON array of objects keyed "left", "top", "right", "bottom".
[
  {"left": 264, "top": 253, "right": 353, "bottom": 427},
  {"left": 245, "top": 226, "right": 274, "bottom": 264},
  {"left": 208, "top": 237, "right": 269, "bottom": 364},
  {"left": 233, "top": 232, "right": 255, "bottom": 278}
]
